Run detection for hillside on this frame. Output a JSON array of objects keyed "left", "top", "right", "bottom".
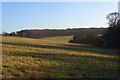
[
  {"left": 10, "top": 28, "right": 106, "bottom": 38},
  {"left": 2, "top": 36, "right": 119, "bottom": 78}
]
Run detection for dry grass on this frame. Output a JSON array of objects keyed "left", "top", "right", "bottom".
[{"left": 2, "top": 36, "right": 120, "bottom": 78}]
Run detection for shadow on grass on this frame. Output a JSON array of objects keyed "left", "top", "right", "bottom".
[
  {"left": 2, "top": 42, "right": 119, "bottom": 65},
  {"left": 3, "top": 48, "right": 119, "bottom": 67},
  {"left": 3, "top": 49, "right": 119, "bottom": 78},
  {"left": 2, "top": 42, "right": 119, "bottom": 78},
  {"left": 61, "top": 44, "right": 119, "bottom": 56},
  {"left": 2, "top": 42, "right": 119, "bottom": 57}
]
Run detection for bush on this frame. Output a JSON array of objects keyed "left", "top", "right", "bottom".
[
  {"left": 69, "top": 12, "right": 120, "bottom": 49},
  {"left": 103, "top": 24, "right": 120, "bottom": 48},
  {"left": 2, "top": 32, "right": 9, "bottom": 36},
  {"left": 69, "top": 31, "right": 98, "bottom": 45},
  {"left": 94, "top": 36, "right": 105, "bottom": 46},
  {"left": 102, "top": 12, "right": 120, "bottom": 48}
]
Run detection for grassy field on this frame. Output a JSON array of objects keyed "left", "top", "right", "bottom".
[{"left": 1, "top": 36, "right": 120, "bottom": 78}]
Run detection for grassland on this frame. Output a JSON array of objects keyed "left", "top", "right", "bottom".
[{"left": 1, "top": 36, "right": 120, "bottom": 78}]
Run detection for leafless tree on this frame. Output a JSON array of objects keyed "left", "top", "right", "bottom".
[{"left": 106, "top": 12, "right": 120, "bottom": 27}]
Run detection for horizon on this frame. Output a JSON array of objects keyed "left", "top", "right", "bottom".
[
  {"left": 2, "top": 2, "right": 117, "bottom": 33},
  {"left": 2, "top": 27, "right": 107, "bottom": 34}
]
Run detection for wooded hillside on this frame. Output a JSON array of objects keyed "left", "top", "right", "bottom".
[{"left": 13, "top": 28, "right": 106, "bottom": 38}]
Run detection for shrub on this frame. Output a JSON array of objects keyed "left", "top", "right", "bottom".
[
  {"left": 2, "top": 32, "right": 9, "bottom": 36},
  {"left": 103, "top": 12, "right": 120, "bottom": 48},
  {"left": 69, "top": 31, "right": 98, "bottom": 45}
]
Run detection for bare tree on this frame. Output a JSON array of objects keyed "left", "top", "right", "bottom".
[
  {"left": 103, "top": 12, "right": 120, "bottom": 48},
  {"left": 106, "top": 12, "right": 120, "bottom": 27}
]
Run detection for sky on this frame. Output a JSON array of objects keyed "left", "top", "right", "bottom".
[{"left": 2, "top": 2, "right": 118, "bottom": 33}]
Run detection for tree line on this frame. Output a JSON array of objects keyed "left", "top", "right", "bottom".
[
  {"left": 3, "top": 28, "right": 105, "bottom": 39},
  {"left": 69, "top": 12, "right": 120, "bottom": 48}
]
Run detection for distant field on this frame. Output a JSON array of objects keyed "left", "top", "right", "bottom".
[{"left": 2, "top": 36, "right": 120, "bottom": 78}]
